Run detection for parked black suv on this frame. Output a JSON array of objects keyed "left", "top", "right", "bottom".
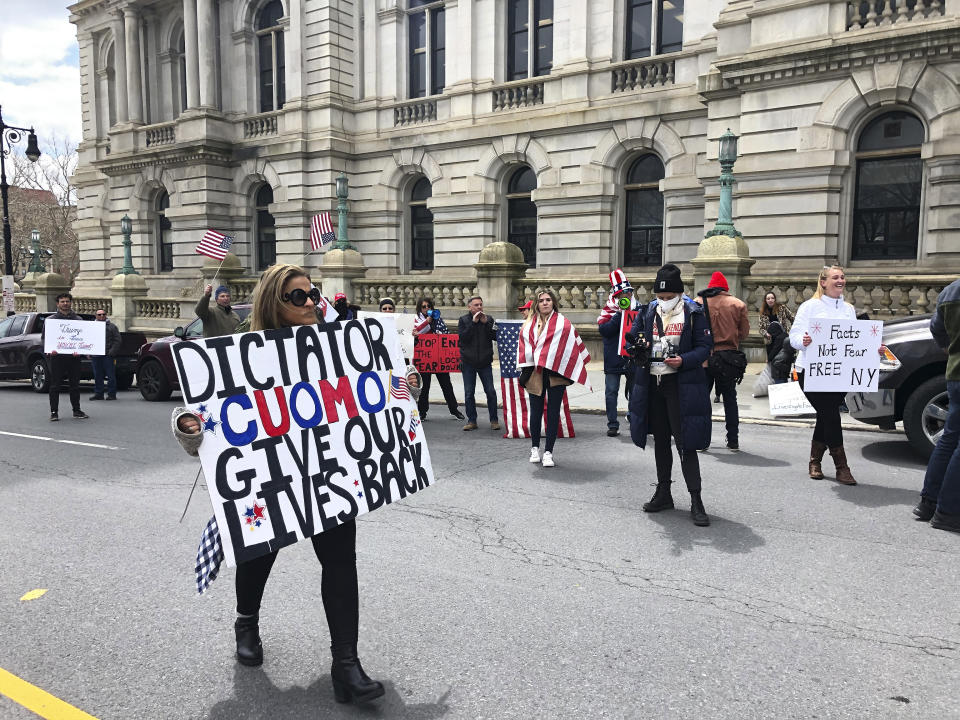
[{"left": 846, "top": 314, "right": 948, "bottom": 459}]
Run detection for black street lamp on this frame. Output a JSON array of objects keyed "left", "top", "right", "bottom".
[{"left": 0, "top": 105, "right": 41, "bottom": 276}]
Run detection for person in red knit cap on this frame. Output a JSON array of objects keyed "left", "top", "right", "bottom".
[{"left": 696, "top": 271, "right": 750, "bottom": 450}]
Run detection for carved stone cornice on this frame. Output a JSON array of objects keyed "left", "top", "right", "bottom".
[{"left": 93, "top": 145, "right": 232, "bottom": 176}]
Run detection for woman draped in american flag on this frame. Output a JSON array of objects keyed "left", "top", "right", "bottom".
[{"left": 518, "top": 288, "right": 591, "bottom": 468}]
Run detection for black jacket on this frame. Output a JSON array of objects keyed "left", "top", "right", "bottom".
[
  {"left": 103, "top": 320, "right": 122, "bottom": 357},
  {"left": 457, "top": 312, "right": 497, "bottom": 367}
]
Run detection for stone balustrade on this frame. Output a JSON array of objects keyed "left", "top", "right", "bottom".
[
  {"left": 610, "top": 58, "right": 676, "bottom": 93},
  {"left": 133, "top": 297, "right": 182, "bottom": 320},
  {"left": 243, "top": 112, "right": 279, "bottom": 139},
  {"left": 492, "top": 80, "right": 545, "bottom": 111},
  {"left": 394, "top": 99, "right": 437, "bottom": 126},
  {"left": 228, "top": 279, "right": 258, "bottom": 304},
  {"left": 847, "top": 0, "right": 944, "bottom": 29},
  {"left": 743, "top": 275, "right": 953, "bottom": 317},
  {"left": 143, "top": 122, "right": 176, "bottom": 147},
  {"left": 353, "top": 279, "right": 478, "bottom": 311},
  {"left": 14, "top": 293, "right": 36, "bottom": 313},
  {"left": 517, "top": 276, "right": 695, "bottom": 313},
  {"left": 72, "top": 297, "right": 113, "bottom": 315}
]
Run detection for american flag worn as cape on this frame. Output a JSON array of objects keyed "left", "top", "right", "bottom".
[
  {"left": 517, "top": 312, "right": 592, "bottom": 391},
  {"left": 497, "top": 321, "right": 574, "bottom": 439}
]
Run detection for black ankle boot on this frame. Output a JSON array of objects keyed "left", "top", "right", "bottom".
[
  {"left": 234, "top": 615, "right": 263, "bottom": 666},
  {"left": 690, "top": 493, "right": 710, "bottom": 527},
  {"left": 643, "top": 482, "right": 674, "bottom": 513},
  {"left": 913, "top": 496, "right": 936, "bottom": 522},
  {"left": 330, "top": 643, "right": 385, "bottom": 704}
]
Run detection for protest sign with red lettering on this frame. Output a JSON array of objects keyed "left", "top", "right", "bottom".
[
  {"left": 618, "top": 310, "right": 640, "bottom": 357},
  {"left": 414, "top": 333, "right": 461, "bottom": 373},
  {"left": 171, "top": 317, "right": 435, "bottom": 567}
]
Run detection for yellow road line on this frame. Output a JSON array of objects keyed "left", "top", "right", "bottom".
[{"left": 0, "top": 667, "right": 99, "bottom": 720}]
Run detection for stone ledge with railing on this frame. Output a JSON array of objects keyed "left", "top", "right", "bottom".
[
  {"left": 611, "top": 57, "right": 676, "bottom": 93},
  {"left": 492, "top": 80, "right": 545, "bottom": 112},
  {"left": 14, "top": 293, "right": 36, "bottom": 313},
  {"left": 143, "top": 122, "right": 176, "bottom": 147},
  {"left": 353, "top": 279, "right": 479, "bottom": 311},
  {"left": 394, "top": 98, "right": 437, "bottom": 126},
  {"left": 243, "top": 112, "right": 280, "bottom": 139},
  {"left": 72, "top": 297, "right": 113, "bottom": 315},
  {"left": 847, "top": 0, "right": 945, "bottom": 30},
  {"left": 133, "top": 297, "right": 182, "bottom": 320}
]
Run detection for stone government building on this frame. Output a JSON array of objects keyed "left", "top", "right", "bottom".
[{"left": 61, "top": 0, "right": 960, "bottom": 336}]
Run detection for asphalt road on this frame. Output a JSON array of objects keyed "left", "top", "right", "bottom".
[{"left": 1, "top": 381, "right": 957, "bottom": 720}]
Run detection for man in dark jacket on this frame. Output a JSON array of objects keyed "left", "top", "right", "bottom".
[
  {"left": 457, "top": 296, "right": 499, "bottom": 431},
  {"left": 915, "top": 278, "right": 960, "bottom": 533},
  {"left": 696, "top": 271, "right": 750, "bottom": 451},
  {"left": 196, "top": 284, "right": 241, "bottom": 338},
  {"left": 42, "top": 293, "right": 89, "bottom": 421},
  {"left": 89, "top": 308, "right": 122, "bottom": 400},
  {"left": 597, "top": 268, "right": 639, "bottom": 437}
]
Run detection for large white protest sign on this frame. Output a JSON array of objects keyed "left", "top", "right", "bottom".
[
  {"left": 43, "top": 318, "right": 106, "bottom": 355},
  {"left": 358, "top": 311, "right": 416, "bottom": 359},
  {"left": 803, "top": 318, "right": 882, "bottom": 393},
  {"left": 172, "top": 317, "right": 435, "bottom": 567}
]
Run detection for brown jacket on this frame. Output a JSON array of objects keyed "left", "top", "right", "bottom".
[{"left": 696, "top": 289, "right": 750, "bottom": 352}]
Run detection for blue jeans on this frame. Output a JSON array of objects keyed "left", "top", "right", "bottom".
[
  {"left": 461, "top": 361, "right": 498, "bottom": 423},
  {"left": 605, "top": 373, "right": 627, "bottom": 429},
  {"left": 91, "top": 355, "right": 117, "bottom": 395},
  {"left": 922, "top": 381, "right": 960, "bottom": 515},
  {"left": 708, "top": 375, "right": 739, "bottom": 443}
]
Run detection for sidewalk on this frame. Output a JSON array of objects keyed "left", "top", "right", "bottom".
[{"left": 425, "top": 361, "right": 902, "bottom": 433}]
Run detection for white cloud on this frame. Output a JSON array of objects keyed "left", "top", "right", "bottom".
[{"left": 0, "top": 1, "right": 82, "bottom": 145}]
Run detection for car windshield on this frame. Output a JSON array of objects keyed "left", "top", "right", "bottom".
[{"left": 0, "top": 316, "right": 13, "bottom": 337}]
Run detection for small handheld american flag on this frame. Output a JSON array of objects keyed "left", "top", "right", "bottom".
[
  {"left": 196, "top": 230, "right": 234, "bottom": 261},
  {"left": 310, "top": 212, "right": 337, "bottom": 251},
  {"left": 389, "top": 371, "right": 411, "bottom": 401}
]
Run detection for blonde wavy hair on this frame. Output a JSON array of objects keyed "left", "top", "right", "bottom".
[
  {"left": 813, "top": 264, "right": 846, "bottom": 300},
  {"left": 249, "top": 263, "right": 311, "bottom": 331},
  {"left": 522, "top": 287, "right": 561, "bottom": 336}
]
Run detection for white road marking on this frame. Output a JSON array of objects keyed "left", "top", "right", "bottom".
[{"left": 0, "top": 430, "right": 120, "bottom": 450}]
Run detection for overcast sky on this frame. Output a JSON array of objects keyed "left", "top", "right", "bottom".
[{"left": 0, "top": 0, "right": 82, "bottom": 147}]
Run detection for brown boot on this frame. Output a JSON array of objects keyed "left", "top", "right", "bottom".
[
  {"left": 808, "top": 440, "right": 827, "bottom": 479},
  {"left": 829, "top": 446, "right": 856, "bottom": 485}
]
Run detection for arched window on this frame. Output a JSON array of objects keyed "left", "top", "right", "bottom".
[
  {"left": 174, "top": 29, "right": 187, "bottom": 115},
  {"left": 257, "top": 0, "right": 286, "bottom": 112},
  {"left": 156, "top": 191, "right": 173, "bottom": 272},
  {"left": 852, "top": 111, "right": 923, "bottom": 260},
  {"left": 626, "top": 0, "right": 684, "bottom": 58},
  {"left": 624, "top": 154, "right": 665, "bottom": 266},
  {"left": 507, "top": 0, "right": 553, "bottom": 80},
  {"left": 409, "top": 177, "right": 434, "bottom": 270},
  {"left": 507, "top": 166, "right": 537, "bottom": 267},
  {"left": 106, "top": 42, "right": 117, "bottom": 128},
  {"left": 255, "top": 184, "right": 276, "bottom": 270}
]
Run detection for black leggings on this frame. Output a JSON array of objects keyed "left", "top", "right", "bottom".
[
  {"left": 528, "top": 384, "right": 566, "bottom": 452},
  {"left": 417, "top": 372, "right": 459, "bottom": 416},
  {"left": 235, "top": 520, "right": 359, "bottom": 645},
  {"left": 648, "top": 375, "right": 702, "bottom": 493},
  {"left": 798, "top": 372, "right": 845, "bottom": 448}
]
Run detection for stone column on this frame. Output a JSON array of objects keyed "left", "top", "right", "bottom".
[
  {"left": 473, "top": 242, "right": 528, "bottom": 318},
  {"left": 197, "top": 0, "right": 217, "bottom": 108},
  {"left": 320, "top": 248, "right": 366, "bottom": 300},
  {"left": 182, "top": 0, "right": 201, "bottom": 109},
  {"left": 33, "top": 273, "right": 71, "bottom": 313},
  {"left": 111, "top": 11, "right": 129, "bottom": 124},
  {"left": 111, "top": 273, "right": 148, "bottom": 332},
  {"left": 124, "top": 6, "right": 144, "bottom": 123},
  {"left": 690, "top": 235, "right": 756, "bottom": 299}
]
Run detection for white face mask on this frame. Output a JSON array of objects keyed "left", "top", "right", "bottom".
[{"left": 658, "top": 296, "right": 681, "bottom": 313}]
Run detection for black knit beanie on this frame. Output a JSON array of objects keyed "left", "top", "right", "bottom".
[{"left": 654, "top": 264, "right": 684, "bottom": 294}]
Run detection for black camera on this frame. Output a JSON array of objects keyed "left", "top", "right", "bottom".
[{"left": 624, "top": 332, "right": 650, "bottom": 369}]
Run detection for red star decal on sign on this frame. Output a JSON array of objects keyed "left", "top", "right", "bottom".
[
  {"left": 353, "top": 480, "right": 359, "bottom": 487},
  {"left": 871, "top": 324, "right": 880, "bottom": 336},
  {"left": 810, "top": 322, "right": 822, "bottom": 334},
  {"left": 252, "top": 504, "right": 266, "bottom": 521}
]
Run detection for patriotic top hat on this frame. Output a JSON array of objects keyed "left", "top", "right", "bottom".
[{"left": 609, "top": 268, "right": 633, "bottom": 297}]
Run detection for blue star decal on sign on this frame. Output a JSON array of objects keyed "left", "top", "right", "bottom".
[
  {"left": 244, "top": 506, "right": 255, "bottom": 519},
  {"left": 203, "top": 415, "right": 220, "bottom": 434},
  {"left": 197, "top": 403, "right": 208, "bottom": 415},
  {"left": 356, "top": 491, "right": 363, "bottom": 499}
]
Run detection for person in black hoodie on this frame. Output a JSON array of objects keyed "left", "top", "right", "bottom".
[
  {"left": 457, "top": 296, "right": 500, "bottom": 431},
  {"left": 767, "top": 321, "right": 796, "bottom": 383}
]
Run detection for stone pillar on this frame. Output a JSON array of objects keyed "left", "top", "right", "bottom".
[
  {"left": 182, "top": 0, "right": 201, "bottom": 109},
  {"left": 690, "top": 234, "right": 756, "bottom": 299},
  {"left": 197, "top": 0, "right": 217, "bottom": 108},
  {"left": 33, "top": 273, "right": 71, "bottom": 313},
  {"left": 124, "top": 6, "right": 143, "bottom": 123},
  {"left": 111, "top": 12, "right": 129, "bottom": 124},
  {"left": 320, "top": 248, "right": 366, "bottom": 300},
  {"left": 110, "top": 272, "right": 148, "bottom": 332},
  {"left": 200, "top": 253, "right": 245, "bottom": 286},
  {"left": 473, "top": 242, "right": 528, "bottom": 318}
]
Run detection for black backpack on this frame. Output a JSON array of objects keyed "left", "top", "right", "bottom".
[{"left": 701, "top": 296, "right": 748, "bottom": 384}]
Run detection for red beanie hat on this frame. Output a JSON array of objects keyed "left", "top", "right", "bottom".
[{"left": 708, "top": 272, "right": 729, "bottom": 291}]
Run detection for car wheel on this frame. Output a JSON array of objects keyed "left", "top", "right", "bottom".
[
  {"left": 903, "top": 376, "right": 949, "bottom": 460},
  {"left": 138, "top": 360, "right": 172, "bottom": 401},
  {"left": 117, "top": 372, "right": 134, "bottom": 391},
  {"left": 31, "top": 357, "right": 49, "bottom": 393}
]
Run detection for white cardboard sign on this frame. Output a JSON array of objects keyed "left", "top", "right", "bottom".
[
  {"left": 172, "top": 317, "right": 435, "bottom": 567},
  {"left": 358, "top": 311, "right": 416, "bottom": 359},
  {"left": 768, "top": 381, "right": 816, "bottom": 417},
  {"left": 2, "top": 276, "right": 14, "bottom": 315},
  {"left": 43, "top": 318, "right": 106, "bottom": 355},
  {"left": 803, "top": 319, "right": 882, "bottom": 393}
]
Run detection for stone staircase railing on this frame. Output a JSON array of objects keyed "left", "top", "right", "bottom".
[
  {"left": 353, "top": 279, "right": 479, "bottom": 312},
  {"left": 847, "top": 0, "right": 944, "bottom": 29}
]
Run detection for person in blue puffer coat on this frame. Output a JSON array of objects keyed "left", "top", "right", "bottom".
[{"left": 627, "top": 263, "right": 714, "bottom": 527}]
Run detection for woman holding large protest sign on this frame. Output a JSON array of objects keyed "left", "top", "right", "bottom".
[
  {"left": 789, "top": 265, "right": 858, "bottom": 485},
  {"left": 626, "top": 264, "right": 713, "bottom": 526},
  {"left": 173, "top": 263, "right": 385, "bottom": 705},
  {"left": 518, "top": 288, "right": 591, "bottom": 467}
]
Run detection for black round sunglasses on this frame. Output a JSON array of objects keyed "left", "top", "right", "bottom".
[{"left": 282, "top": 288, "right": 323, "bottom": 307}]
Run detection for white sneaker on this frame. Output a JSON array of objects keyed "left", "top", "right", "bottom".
[
  {"left": 529, "top": 447, "right": 541, "bottom": 463},
  {"left": 541, "top": 451, "right": 555, "bottom": 468}
]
